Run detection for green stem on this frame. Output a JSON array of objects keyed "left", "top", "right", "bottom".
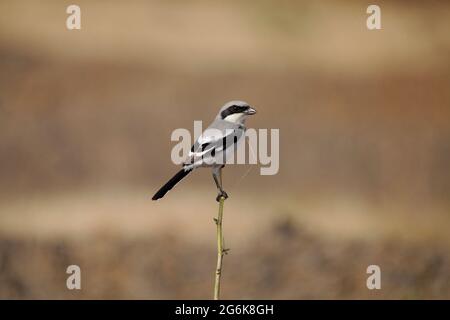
[{"left": 214, "top": 196, "right": 225, "bottom": 300}]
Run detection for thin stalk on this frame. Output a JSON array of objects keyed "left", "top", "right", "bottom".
[{"left": 214, "top": 196, "right": 227, "bottom": 300}]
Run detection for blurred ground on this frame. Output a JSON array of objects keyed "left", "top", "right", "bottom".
[
  {"left": 0, "top": 0, "right": 449, "bottom": 299},
  {"left": 1, "top": 188, "right": 450, "bottom": 299}
]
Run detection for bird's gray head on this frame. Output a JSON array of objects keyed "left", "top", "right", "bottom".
[{"left": 216, "top": 100, "right": 257, "bottom": 124}]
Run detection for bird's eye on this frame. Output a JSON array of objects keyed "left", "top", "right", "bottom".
[{"left": 221, "top": 104, "right": 249, "bottom": 119}]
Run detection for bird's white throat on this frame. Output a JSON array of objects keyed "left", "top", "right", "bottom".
[{"left": 223, "top": 112, "right": 246, "bottom": 124}]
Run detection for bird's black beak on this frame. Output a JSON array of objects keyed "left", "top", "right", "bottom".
[{"left": 245, "top": 107, "right": 257, "bottom": 115}]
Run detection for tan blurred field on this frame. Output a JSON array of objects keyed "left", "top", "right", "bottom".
[{"left": 0, "top": 0, "right": 449, "bottom": 299}]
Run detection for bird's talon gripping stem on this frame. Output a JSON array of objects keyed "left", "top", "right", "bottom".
[
  {"left": 223, "top": 248, "right": 230, "bottom": 255},
  {"left": 216, "top": 191, "right": 228, "bottom": 202}
]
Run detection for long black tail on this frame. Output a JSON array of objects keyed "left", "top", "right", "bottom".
[{"left": 152, "top": 168, "right": 192, "bottom": 200}]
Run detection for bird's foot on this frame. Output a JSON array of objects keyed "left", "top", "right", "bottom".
[{"left": 216, "top": 190, "right": 228, "bottom": 202}]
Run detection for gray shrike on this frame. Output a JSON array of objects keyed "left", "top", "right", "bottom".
[{"left": 152, "top": 101, "right": 257, "bottom": 202}]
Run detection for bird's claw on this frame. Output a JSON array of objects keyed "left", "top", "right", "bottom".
[
  {"left": 216, "top": 191, "right": 228, "bottom": 202},
  {"left": 223, "top": 248, "right": 230, "bottom": 255}
]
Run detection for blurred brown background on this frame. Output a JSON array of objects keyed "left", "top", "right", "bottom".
[{"left": 0, "top": 0, "right": 449, "bottom": 299}]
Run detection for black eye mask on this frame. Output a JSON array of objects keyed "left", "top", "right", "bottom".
[{"left": 220, "top": 105, "right": 249, "bottom": 119}]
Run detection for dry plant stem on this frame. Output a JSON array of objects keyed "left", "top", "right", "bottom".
[{"left": 214, "top": 196, "right": 226, "bottom": 300}]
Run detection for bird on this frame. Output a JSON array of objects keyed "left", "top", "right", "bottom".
[{"left": 152, "top": 100, "right": 257, "bottom": 202}]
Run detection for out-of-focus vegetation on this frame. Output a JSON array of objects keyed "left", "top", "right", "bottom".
[{"left": 0, "top": 0, "right": 449, "bottom": 299}]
